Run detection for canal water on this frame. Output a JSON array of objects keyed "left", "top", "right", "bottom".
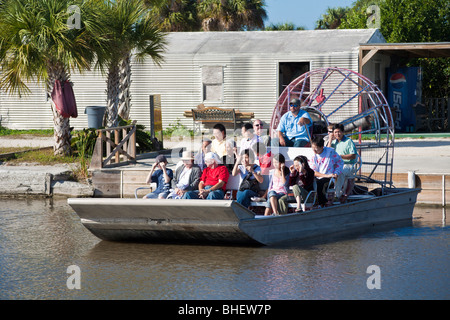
[{"left": 0, "top": 198, "right": 448, "bottom": 300}]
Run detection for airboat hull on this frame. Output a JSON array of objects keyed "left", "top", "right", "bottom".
[{"left": 68, "top": 188, "right": 419, "bottom": 246}]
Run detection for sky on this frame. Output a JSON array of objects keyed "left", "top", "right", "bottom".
[{"left": 264, "top": 0, "right": 356, "bottom": 30}]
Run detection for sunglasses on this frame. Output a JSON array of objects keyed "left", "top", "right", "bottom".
[
  {"left": 328, "top": 130, "right": 333, "bottom": 133},
  {"left": 289, "top": 104, "right": 299, "bottom": 107},
  {"left": 254, "top": 124, "right": 262, "bottom": 127}
]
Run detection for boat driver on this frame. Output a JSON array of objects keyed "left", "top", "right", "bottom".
[{"left": 271, "top": 98, "right": 313, "bottom": 148}]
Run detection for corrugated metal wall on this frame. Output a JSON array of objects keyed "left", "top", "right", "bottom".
[
  {"left": 0, "top": 47, "right": 359, "bottom": 131},
  {"left": 127, "top": 50, "right": 359, "bottom": 132},
  {"left": 0, "top": 70, "right": 108, "bottom": 130}
]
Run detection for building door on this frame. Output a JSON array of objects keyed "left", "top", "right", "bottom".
[{"left": 278, "top": 62, "right": 310, "bottom": 97}]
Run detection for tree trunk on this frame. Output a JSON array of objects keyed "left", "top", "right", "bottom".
[
  {"left": 118, "top": 52, "right": 132, "bottom": 120},
  {"left": 106, "top": 63, "right": 121, "bottom": 128},
  {"left": 46, "top": 63, "right": 72, "bottom": 156}
]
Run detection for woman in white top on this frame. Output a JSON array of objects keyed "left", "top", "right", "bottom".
[{"left": 211, "top": 123, "right": 227, "bottom": 157}]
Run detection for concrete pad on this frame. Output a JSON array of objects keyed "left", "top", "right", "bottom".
[
  {"left": 0, "top": 164, "right": 85, "bottom": 197},
  {"left": 0, "top": 136, "right": 53, "bottom": 148},
  {"left": 52, "top": 180, "right": 94, "bottom": 197},
  {"left": 393, "top": 139, "right": 450, "bottom": 174}
]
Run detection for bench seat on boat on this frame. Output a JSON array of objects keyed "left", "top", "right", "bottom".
[{"left": 225, "top": 170, "right": 318, "bottom": 211}]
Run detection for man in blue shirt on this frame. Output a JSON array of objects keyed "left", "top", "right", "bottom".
[
  {"left": 272, "top": 98, "right": 313, "bottom": 147},
  {"left": 143, "top": 154, "right": 173, "bottom": 199}
]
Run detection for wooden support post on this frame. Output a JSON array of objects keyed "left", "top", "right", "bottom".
[
  {"left": 447, "top": 96, "right": 450, "bottom": 131},
  {"left": 122, "top": 128, "right": 128, "bottom": 157},
  {"left": 130, "top": 126, "right": 136, "bottom": 160},
  {"left": 89, "top": 132, "right": 104, "bottom": 169},
  {"left": 115, "top": 129, "right": 119, "bottom": 164},
  {"left": 106, "top": 131, "right": 111, "bottom": 165}
]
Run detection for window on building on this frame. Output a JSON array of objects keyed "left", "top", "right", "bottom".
[{"left": 202, "top": 66, "right": 223, "bottom": 102}]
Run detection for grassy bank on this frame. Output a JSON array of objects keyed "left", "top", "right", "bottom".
[
  {"left": 0, "top": 127, "right": 53, "bottom": 138},
  {"left": 0, "top": 147, "right": 77, "bottom": 165},
  {"left": 0, "top": 127, "right": 88, "bottom": 181}
]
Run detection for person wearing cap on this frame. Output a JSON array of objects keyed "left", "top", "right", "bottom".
[
  {"left": 144, "top": 154, "right": 173, "bottom": 199},
  {"left": 183, "top": 152, "right": 229, "bottom": 200},
  {"left": 272, "top": 98, "right": 313, "bottom": 148},
  {"left": 167, "top": 151, "right": 202, "bottom": 199}
]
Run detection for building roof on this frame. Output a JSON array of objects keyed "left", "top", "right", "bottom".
[
  {"left": 360, "top": 42, "right": 450, "bottom": 59},
  {"left": 166, "top": 29, "right": 386, "bottom": 56}
]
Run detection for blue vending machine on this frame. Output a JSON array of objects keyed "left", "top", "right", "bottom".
[{"left": 387, "top": 67, "right": 422, "bottom": 132}]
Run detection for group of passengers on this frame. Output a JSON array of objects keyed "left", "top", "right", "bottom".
[{"left": 144, "top": 97, "right": 358, "bottom": 215}]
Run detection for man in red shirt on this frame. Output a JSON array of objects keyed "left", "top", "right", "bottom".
[{"left": 183, "top": 152, "right": 229, "bottom": 200}]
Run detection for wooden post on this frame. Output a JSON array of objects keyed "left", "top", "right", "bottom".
[
  {"left": 45, "top": 173, "right": 53, "bottom": 196},
  {"left": 130, "top": 125, "right": 136, "bottom": 160},
  {"left": 447, "top": 96, "right": 450, "bottom": 132},
  {"left": 115, "top": 129, "right": 119, "bottom": 164},
  {"left": 89, "top": 131, "right": 104, "bottom": 169},
  {"left": 122, "top": 128, "right": 128, "bottom": 157},
  {"left": 106, "top": 130, "right": 111, "bottom": 166}
]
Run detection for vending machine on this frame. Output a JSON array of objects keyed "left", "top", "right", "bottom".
[{"left": 387, "top": 67, "right": 422, "bottom": 132}]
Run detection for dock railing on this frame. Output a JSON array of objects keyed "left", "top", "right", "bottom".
[{"left": 90, "top": 121, "right": 137, "bottom": 169}]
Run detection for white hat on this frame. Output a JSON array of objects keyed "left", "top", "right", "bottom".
[
  {"left": 180, "top": 150, "right": 194, "bottom": 161},
  {"left": 204, "top": 152, "right": 222, "bottom": 164}
]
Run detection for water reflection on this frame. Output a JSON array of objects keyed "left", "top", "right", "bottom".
[{"left": 0, "top": 199, "right": 448, "bottom": 300}]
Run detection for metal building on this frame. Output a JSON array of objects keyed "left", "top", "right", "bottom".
[{"left": 0, "top": 29, "right": 387, "bottom": 130}]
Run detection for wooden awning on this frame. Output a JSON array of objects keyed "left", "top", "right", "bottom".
[{"left": 359, "top": 42, "right": 450, "bottom": 71}]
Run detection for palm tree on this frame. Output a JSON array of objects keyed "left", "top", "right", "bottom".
[
  {"left": 0, "top": 0, "right": 106, "bottom": 155},
  {"left": 315, "top": 6, "right": 350, "bottom": 29},
  {"left": 100, "top": 0, "right": 167, "bottom": 127},
  {"left": 197, "top": 0, "right": 267, "bottom": 31},
  {"left": 265, "top": 22, "right": 306, "bottom": 31},
  {"left": 144, "top": 0, "right": 200, "bottom": 31}
]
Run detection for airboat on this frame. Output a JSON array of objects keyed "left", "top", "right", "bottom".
[{"left": 68, "top": 67, "right": 420, "bottom": 246}]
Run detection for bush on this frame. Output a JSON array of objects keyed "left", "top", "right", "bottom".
[
  {"left": 162, "top": 119, "right": 194, "bottom": 138},
  {"left": 118, "top": 117, "right": 154, "bottom": 153}
]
